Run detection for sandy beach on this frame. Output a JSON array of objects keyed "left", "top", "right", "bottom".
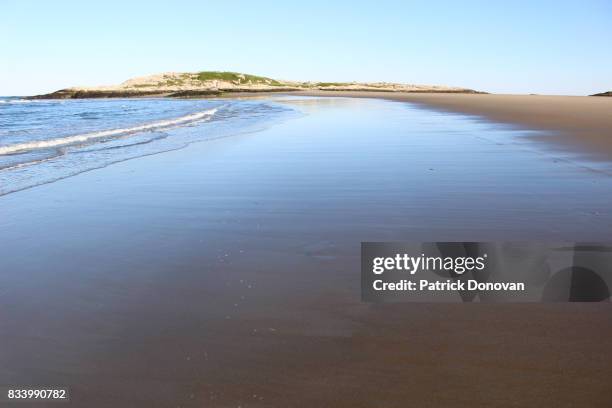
[
  {"left": 1, "top": 96, "right": 611, "bottom": 407},
  {"left": 4, "top": 0, "right": 612, "bottom": 406},
  {"left": 299, "top": 91, "right": 612, "bottom": 162}
]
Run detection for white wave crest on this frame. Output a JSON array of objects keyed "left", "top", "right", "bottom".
[
  {"left": 0, "top": 99, "right": 36, "bottom": 104},
  {"left": 0, "top": 107, "right": 218, "bottom": 155}
]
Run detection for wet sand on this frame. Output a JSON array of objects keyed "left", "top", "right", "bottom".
[
  {"left": 1, "top": 97, "right": 612, "bottom": 407},
  {"left": 299, "top": 91, "right": 612, "bottom": 162}
]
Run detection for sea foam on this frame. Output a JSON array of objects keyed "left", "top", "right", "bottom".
[{"left": 0, "top": 107, "right": 218, "bottom": 155}]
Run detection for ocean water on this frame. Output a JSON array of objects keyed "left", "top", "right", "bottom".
[{"left": 0, "top": 97, "right": 296, "bottom": 195}]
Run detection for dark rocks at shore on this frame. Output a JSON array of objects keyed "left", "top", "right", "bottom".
[
  {"left": 29, "top": 87, "right": 483, "bottom": 100},
  {"left": 28, "top": 87, "right": 303, "bottom": 100},
  {"left": 166, "top": 89, "right": 222, "bottom": 98},
  {"left": 168, "top": 87, "right": 302, "bottom": 97},
  {"left": 29, "top": 89, "right": 170, "bottom": 99},
  {"left": 591, "top": 91, "right": 612, "bottom": 97}
]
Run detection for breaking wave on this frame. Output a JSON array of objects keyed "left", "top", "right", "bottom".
[{"left": 0, "top": 107, "right": 218, "bottom": 155}]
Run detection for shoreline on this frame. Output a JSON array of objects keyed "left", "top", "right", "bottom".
[
  {"left": 28, "top": 87, "right": 612, "bottom": 163},
  {"left": 294, "top": 90, "right": 612, "bottom": 162},
  {"left": 26, "top": 88, "right": 481, "bottom": 100}
]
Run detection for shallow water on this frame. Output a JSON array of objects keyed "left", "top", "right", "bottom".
[{"left": 0, "top": 97, "right": 295, "bottom": 195}]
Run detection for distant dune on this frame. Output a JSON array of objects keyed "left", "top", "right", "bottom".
[
  {"left": 29, "top": 71, "right": 481, "bottom": 99},
  {"left": 591, "top": 91, "right": 612, "bottom": 97}
]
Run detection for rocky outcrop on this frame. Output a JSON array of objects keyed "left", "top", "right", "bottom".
[
  {"left": 29, "top": 89, "right": 171, "bottom": 99},
  {"left": 591, "top": 91, "right": 612, "bottom": 97}
]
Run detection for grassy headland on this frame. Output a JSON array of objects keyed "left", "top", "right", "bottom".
[{"left": 30, "top": 71, "right": 481, "bottom": 99}]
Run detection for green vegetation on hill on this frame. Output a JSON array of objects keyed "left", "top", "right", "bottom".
[{"left": 194, "top": 71, "right": 282, "bottom": 86}]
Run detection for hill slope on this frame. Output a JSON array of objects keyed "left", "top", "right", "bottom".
[{"left": 31, "top": 71, "right": 481, "bottom": 99}]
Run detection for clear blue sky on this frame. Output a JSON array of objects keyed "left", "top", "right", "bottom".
[{"left": 1, "top": 0, "right": 610, "bottom": 96}]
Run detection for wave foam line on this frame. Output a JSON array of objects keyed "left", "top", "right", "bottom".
[
  {"left": 0, "top": 99, "right": 40, "bottom": 104},
  {"left": 0, "top": 107, "right": 218, "bottom": 155}
]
